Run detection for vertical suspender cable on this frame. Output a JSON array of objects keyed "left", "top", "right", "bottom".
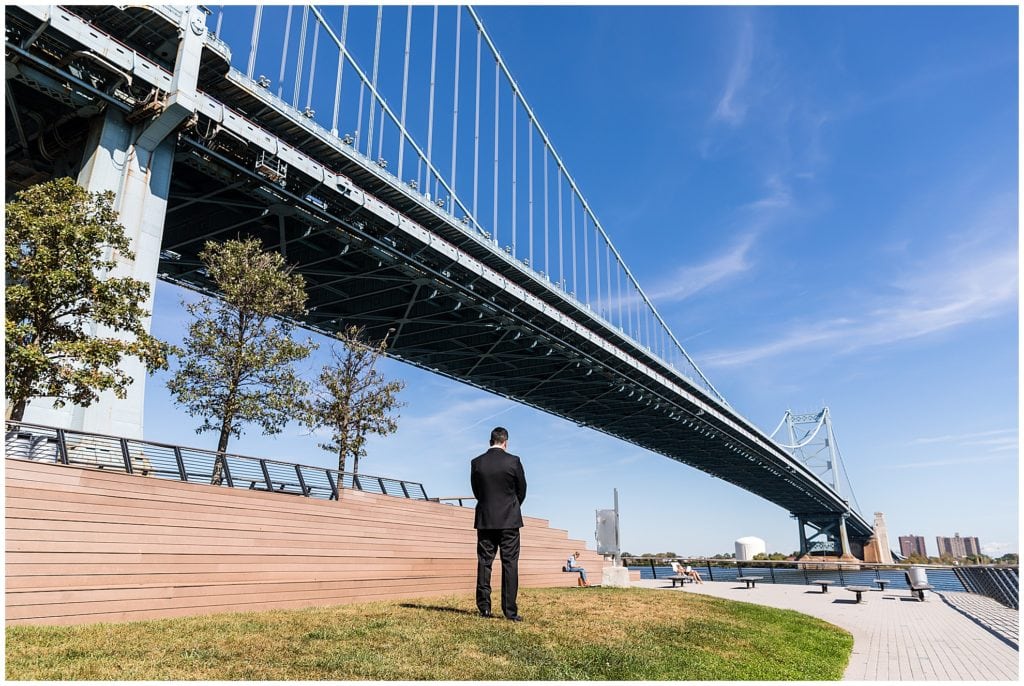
[
  {"left": 570, "top": 194, "right": 576, "bottom": 295},
  {"left": 246, "top": 5, "right": 262, "bottom": 79},
  {"left": 582, "top": 207, "right": 589, "bottom": 303},
  {"left": 277, "top": 6, "right": 293, "bottom": 99},
  {"left": 292, "top": 6, "right": 309, "bottom": 108},
  {"left": 366, "top": 4, "right": 383, "bottom": 158},
  {"left": 511, "top": 94, "right": 517, "bottom": 255},
  {"left": 543, "top": 148, "right": 549, "bottom": 276},
  {"left": 426, "top": 5, "right": 438, "bottom": 199},
  {"left": 305, "top": 19, "right": 320, "bottom": 110},
  {"left": 331, "top": 5, "right": 349, "bottom": 136},
  {"left": 593, "top": 218, "right": 601, "bottom": 311},
  {"left": 492, "top": 59, "right": 499, "bottom": 244},
  {"left": 397, "top": 5, "right": 413, "bottom": 180},
  {"left": 616, "top": 261, "right": 623, "bottom": 331},
  {"left": 528, "top": 123, "right": 534, "bottom": 266},
  {"left": 355, "top": 81, "right": 365, "bottom": 151},
  {"left": 557, "top": 171, "right": 563, "bottom": 287},
  {"left": 606, "top": 238, "right": 612, "bottom": 321},
  {"left": 472, "top": 29, "right": 481, "bottom": 225},
  {"left": 449, "top": 8, "right": 462, "bottom": 213}
]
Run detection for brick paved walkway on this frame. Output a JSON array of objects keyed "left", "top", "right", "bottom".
[{"left": 632, "top": 578, "right": 1018, "bottom": 681}]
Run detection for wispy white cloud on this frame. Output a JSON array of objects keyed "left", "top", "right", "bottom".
[
  {"left": 699, "top": 226, "right": 1017, "bottom": 369},
  {"left": 909, "top": 428, "right": 1017, "bottom": 446},
  {"left": 713, "top": 15, "right": 755, "bottom": 126},
  {"left": 881, "top": 454, "right": 1013, "bottom": 470},
  {"left": 650, "top": 233, "right": 757, "bottom": 303}
]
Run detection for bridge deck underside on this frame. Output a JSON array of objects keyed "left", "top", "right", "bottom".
[
  {"left": 4, "top": 3, "right": 873, "bottom": 543},
  {"left": 160, "top": 152, "right": 869, "bottom": 541}
]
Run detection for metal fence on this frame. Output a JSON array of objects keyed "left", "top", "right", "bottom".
[
  {"left": 628, "top": 558, "right": 1020, "bottom": 608},
  {"left": 5, "top": 420, "right": 428, "bottom": 501},
  {"left": 953, "top": 565, "right": 1019, "bottom": 610}
]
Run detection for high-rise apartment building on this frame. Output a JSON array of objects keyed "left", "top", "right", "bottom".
[
  {"left": 936, "top": 533, "right": 981, "bottom": 559},
  {"left": 899, "top": 535, "right": 927, "bottom": 558}
]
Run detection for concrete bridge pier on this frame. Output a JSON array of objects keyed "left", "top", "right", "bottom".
[
  {"left": 21, "top": 7, "right": 206, "bottom": 439},
  {"left": 796, "top": 512, "right": 860, "bottom": 561}
]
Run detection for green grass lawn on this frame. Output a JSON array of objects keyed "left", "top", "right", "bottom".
[{"left": 5, "top": 587, "right": 852, "bottom": 680}]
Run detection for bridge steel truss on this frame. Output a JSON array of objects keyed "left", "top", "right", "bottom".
[{"left": 4, "top": 5, "right": 874, "bottom": 548}]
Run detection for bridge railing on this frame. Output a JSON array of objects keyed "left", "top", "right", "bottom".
[
  {"left": 625, "top": 557, "right": 1019, "bottom": 608},
  {"left": 4, "top": 420, "right": 428, "bottom": 502}
]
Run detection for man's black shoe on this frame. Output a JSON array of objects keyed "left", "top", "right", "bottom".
[
  {"left": 505, "top": 615, "right": 524, "bottom": 622},
  {"left": 479, "top": 611, "right": 494, "bottom": 618}
]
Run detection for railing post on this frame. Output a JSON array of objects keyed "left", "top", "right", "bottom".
[
  {"left": 325, "top": 469, "right": 339, "bottom": 500},
  {"left": 55, "top": 429, "right": 69, "bottom": 465},
  {"left": 399, "top": 480, "right": 410, "bottom": 498},
  {"left": 294, "top": 464, "right": 310, "bottom": 496},
  {"left": 377, "top": 477, "right": 387, "bottom": 494},
  {"left": 353, "top": 474, "right": 362, "bottom": 491},
  {"left": 120, "top": 438, "right": 134, "bottom": 474},
  {"left": 649, "top": 559, "right": 657, "bottom": 579},
  {"left": 769, "top": 562, "right": 776, "bottom": 583},
  {"left": 173, "top": 447, "right": 187, "bottom": 481},
  {"left": 706, "top": 560, "right": 713, "bottom": 581},
  {"left": 260, "top": 459, "right": 273, "bottom": 491},
  {"left": 221, "top": 455, "right": 234, "bottom": 488}
]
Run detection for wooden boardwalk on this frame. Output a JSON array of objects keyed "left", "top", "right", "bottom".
[{"left": 633, "top": 578, "right": 1018, "bottom": 681}]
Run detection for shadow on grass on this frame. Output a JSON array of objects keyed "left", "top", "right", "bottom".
[{"left": 398, "top": 603, "right": 479, "bottom": 616}]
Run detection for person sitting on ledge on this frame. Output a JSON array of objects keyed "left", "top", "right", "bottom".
[{"left": 565, "top": 551, "right": 590, "bottom": 586}]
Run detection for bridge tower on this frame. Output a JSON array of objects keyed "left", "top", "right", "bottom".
[
  {"left": 19, "top": 6, "right": 207, "bottom": 439},
  {"left": 772, "top": 408, "right": 860, "bottom": 560}
]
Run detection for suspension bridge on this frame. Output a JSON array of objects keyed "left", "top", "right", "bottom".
[{"left": 5, "top": 4, "right": 881, "bottom": 558}]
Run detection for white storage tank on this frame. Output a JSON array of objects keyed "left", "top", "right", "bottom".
[{"left": 735, "top": 536, "right": 766, "bottom": 561}]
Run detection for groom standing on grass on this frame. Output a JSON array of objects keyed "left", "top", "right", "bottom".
[{"left": 470, "top": 426, "right": 527, "bottom": 622}]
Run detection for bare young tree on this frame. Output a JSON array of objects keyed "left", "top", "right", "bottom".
[{"left": 302, "top": 325, "right": 405, "bottom": 478}]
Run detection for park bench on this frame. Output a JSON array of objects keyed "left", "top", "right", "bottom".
[
  {"left": 810, "top": 579, "right": 834, "bottom": 593},
  {"left": 666, "top": 574, "right": 693, "bottom": 587},
  {"left": 736, "top": 576, "right": 763, "bottom": 589},
  {"left": 846, "top": 585, "right": 872, "bottom": 603}
]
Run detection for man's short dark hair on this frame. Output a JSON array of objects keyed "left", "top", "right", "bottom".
[{"left": 490, "top": 426, "right": 509, "bottom": 446}]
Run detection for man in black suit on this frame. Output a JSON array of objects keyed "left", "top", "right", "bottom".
[{"left": 470, "top": 426, "right": 527, "bottom": 621}]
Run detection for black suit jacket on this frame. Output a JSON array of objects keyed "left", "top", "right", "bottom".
[{"left": 470, "top": 447, "right": 527, "bottom": 530}]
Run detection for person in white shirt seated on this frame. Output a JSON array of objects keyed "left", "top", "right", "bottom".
[{"left": 565, "top": 551, "right": 589, "bottom": 586}]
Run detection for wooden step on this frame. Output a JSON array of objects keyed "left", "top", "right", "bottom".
[{"left": 5, "top": 458, "right": 609, "bottom": 625}]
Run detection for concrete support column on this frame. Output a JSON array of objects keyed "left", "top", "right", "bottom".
[
  {"left": 21, "top": 6, "right": 205, "bottom": 440},
  {"left": 22, "top": 109, "right": 176, "bottom": 439}
]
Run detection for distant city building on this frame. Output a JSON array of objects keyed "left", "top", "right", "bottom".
[
  {"left": 936, "top": 533, "right": 981, "bottom": 559},
  {"left": 899, "top": 535, "right": 927, "bottom": 558}
]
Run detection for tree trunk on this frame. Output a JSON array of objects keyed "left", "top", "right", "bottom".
[
  {"left": 337, "top": 448, "right": 347, "bottom": 478},
  {"left": 211, "top": 419, "right": 232, "bottom": 485},
  {"left": 6, "top": 397, "right": 27, "bottom": 422}
]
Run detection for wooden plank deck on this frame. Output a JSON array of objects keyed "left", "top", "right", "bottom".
[{"left": 5, "top": 459, "right": 605, "bottom": 625}]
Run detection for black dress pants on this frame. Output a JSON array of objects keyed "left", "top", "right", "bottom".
[{"left": 475, "top": 528, "right": 521, "bottom": 617}]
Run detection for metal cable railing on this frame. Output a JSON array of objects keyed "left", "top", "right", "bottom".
[
  {"left": 4, "top": 420, "right": 428, "bottom": 502},
  {"left": 625, "top": 557, "right": 1020, "bottom": 605}
]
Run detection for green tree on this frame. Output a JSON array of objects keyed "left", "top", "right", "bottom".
[
  {"left": 167, "top": 238, "right": 315, "bottom": 482},
  {"left": 301, "top": 325, "right": 405, "bottom": 476},
  {"left": 5, "top": 178, "right": 169, "bottom": 421}
]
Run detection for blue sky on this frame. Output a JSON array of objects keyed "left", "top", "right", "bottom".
[{"left": 145, "top": 4, "right": 1017, "bottom": 558}]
